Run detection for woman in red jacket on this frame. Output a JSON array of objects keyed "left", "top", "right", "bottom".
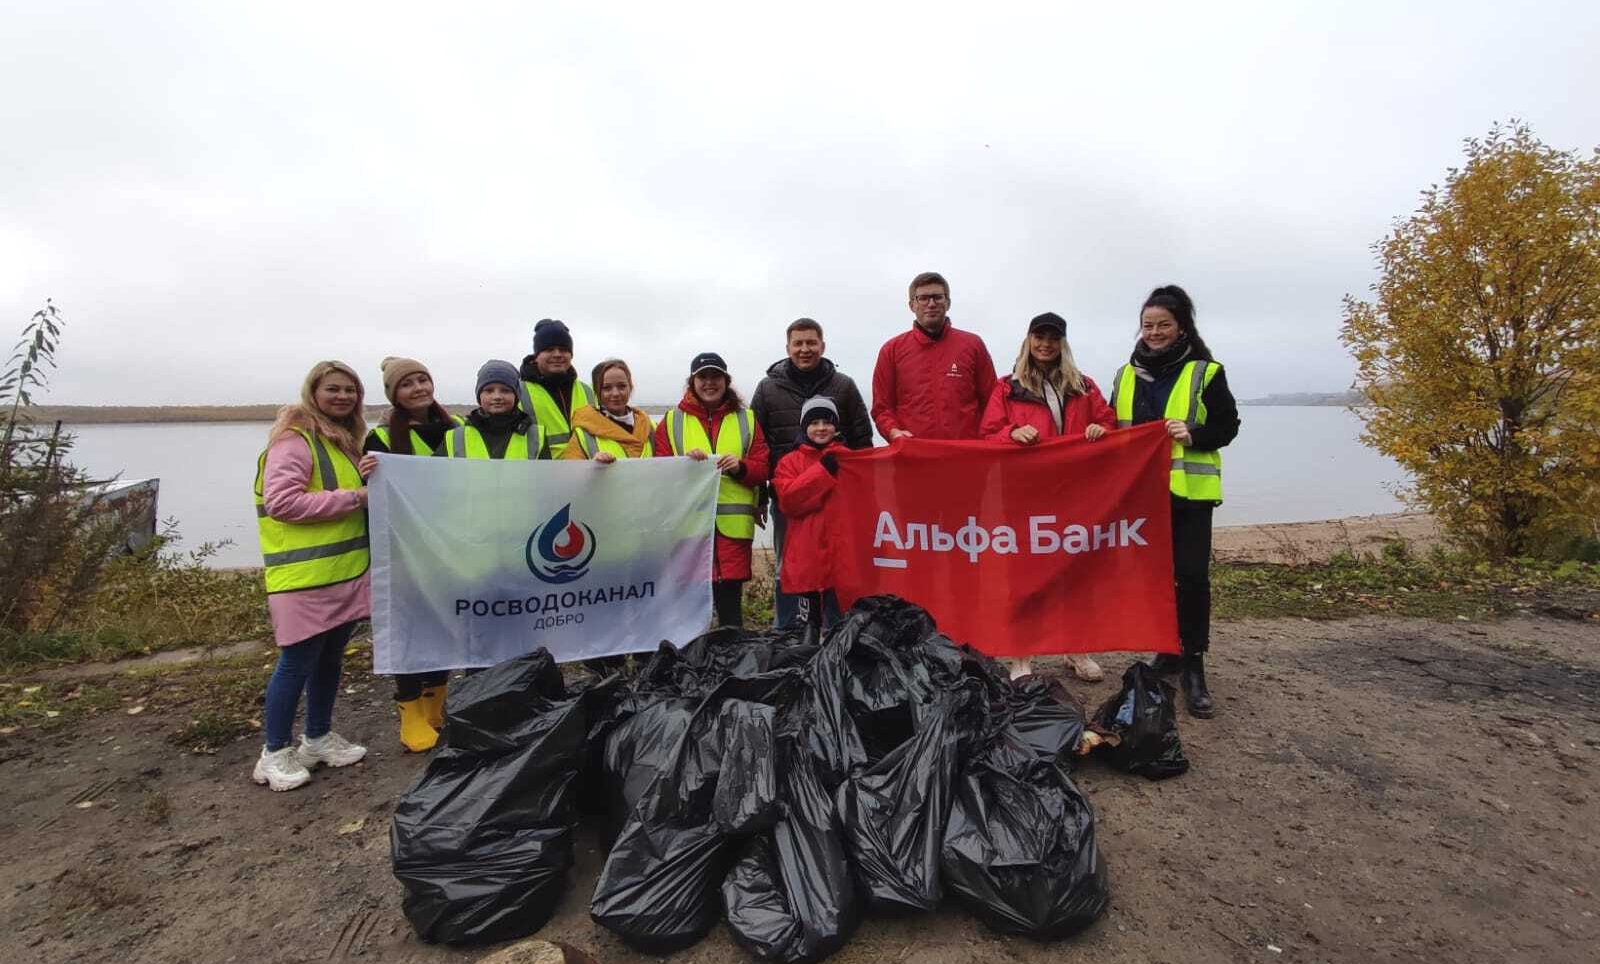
[
  {"left": 652, "top": 352, "right": 770, "bottom": 628},
  {"left": 772, "top": 397, "right": 850, "bottom": 643},
  {"left": 979, "top": 311, "right": 1116, "bottom": 682}
]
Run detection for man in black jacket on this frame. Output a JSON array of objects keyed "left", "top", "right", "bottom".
[{"left": 752, "top": 318, "right": 873, "bottom": 629}]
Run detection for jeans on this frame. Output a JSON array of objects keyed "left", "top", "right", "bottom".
[
  {"left": 264, "top": 620, "right": 357, "bottom": 751},
  {"left": 1171, "top": 497, "right": 1214, "bottom": 655},
  {"left": 796, "top": 589, "right": 842, "bottom": 630},
  {"left": 771, "top": 505, "right": 804, "bottom": 629}
]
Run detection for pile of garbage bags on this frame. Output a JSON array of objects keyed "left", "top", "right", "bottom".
[{"left": 392, "top": 595, "right": 1189, "bottom": 960}]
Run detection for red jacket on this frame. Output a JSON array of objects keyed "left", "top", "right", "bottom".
[
  {"left": 980, "top": 375, "right": 1116, "bottom": 444},
  {"left": 651, "top": 391, "right": 771, "bottom": 582},
  {"left": 771, "top": 441, "right": 847, "bottom": 594},
  {"left": 871, "top": 323, "right": 998, "bottom": 441}
]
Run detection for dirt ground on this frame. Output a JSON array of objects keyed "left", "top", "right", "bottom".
[{"left": 2, "top": 605, "right": 1597, "bottom": 964}]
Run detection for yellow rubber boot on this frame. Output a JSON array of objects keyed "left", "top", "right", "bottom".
[
  {"left": 420, "top": 686, "right": 446, "bottom": 731},
  {"left": 397, "top": 698, "right": 438, "bottom": 752}
]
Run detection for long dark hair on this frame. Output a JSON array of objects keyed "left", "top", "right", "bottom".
[
  {"left": 385, "top": 400, "right": 454, "bottom": 455},
  {"left": 1142, "top": 285, "right": 1213, "bottom": 361}
]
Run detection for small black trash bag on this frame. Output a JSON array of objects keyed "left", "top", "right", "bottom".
[
  {"left": 1007, "top": 675, "right": 1087, "bottom": 767},
  {"left": 1090, "top": 662, "right": 1190, "bottom": 779},
  {"left": 391, "top": 649, "right": 588, "bottom": 945},
  {"left": 941, "top": 733, "right": 1109, "bottom": 940},
  {"left": 723, "top": 739, "right": 860, "bottom": 963}
]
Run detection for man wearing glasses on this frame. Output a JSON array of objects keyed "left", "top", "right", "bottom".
[{"left": 871, "top": 271, "right": 998, "bottom": 441}]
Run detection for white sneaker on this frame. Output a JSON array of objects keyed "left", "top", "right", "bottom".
[
  {"left": 1067, "top": 654, "right": 1104, "bottom": 682},
  {"left": 297, "top": 731, "right": 367, "bottom": 769},
  {"left": 1007, "top": 657, "right": 1033, "bottom": 681},
  {"left": 252, "top": 746, "right": 311, "bottom": 792}
]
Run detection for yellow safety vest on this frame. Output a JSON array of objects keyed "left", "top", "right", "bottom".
[
  {"left": 665, "top": 407, "right": 758, "bottom": 539},
  {"left": 572, "top": 426, "right": 653, "bottom": 460},
  {"left": 440, "top": 422, "right": 549, "bottom": 459},
  {"left": 521, "top": 380, "right": 596, "bottom": 459},
  {"left": 253, "top": 430, "right": 369, "bottom": 594},
  {"left": 370, "top": 415, "right": 464, "bottom": 455},
  {"left": 1111, "top": 360, "right": 1224, "bottom": 502}
]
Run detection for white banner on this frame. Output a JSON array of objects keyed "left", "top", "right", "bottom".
[{"left": 369, "top": 454, "right": 719, "bottom": 673}]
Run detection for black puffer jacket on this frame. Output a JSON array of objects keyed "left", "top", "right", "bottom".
[{"left": 750, "top": 358, "right": 873, "bottom": 468}]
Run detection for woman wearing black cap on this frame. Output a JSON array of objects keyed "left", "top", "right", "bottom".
[
  {"left": 1108, "top": 285, "right": 1240, "bottom": 718},
  {"left": 652, "top": 352, "right": 770, "bottom": 627},
  {"left": 980, "top": 312, "right": 1117, "bottom": 682}
]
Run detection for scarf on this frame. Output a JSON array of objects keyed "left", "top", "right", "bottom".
[
  {"left": 1130, "top": 336, "right": 1193, "bottom": 382},
  {"left": 603, "top": 409, "right": 636, "bottom": 432},
  {"left": 784, "top": 360, "right": 829, "bottom": 396}
]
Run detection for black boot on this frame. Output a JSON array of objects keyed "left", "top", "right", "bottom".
[
  {"left": 1149, "top": 653, "right": 1184, "bottom": 676},
  {"left": 1181, "top": 653, "right": 1215, "bottom": 719}
]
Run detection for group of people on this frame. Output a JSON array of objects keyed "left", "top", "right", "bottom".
[{"left": 248, "top": 272, "right": 1240, "bottom": 793}]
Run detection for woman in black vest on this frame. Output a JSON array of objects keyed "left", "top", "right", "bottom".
[{"left": 1117, "top": 286, "right": 1240, "bottom": 717}]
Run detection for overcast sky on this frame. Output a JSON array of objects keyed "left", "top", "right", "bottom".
[{"left": 3, "top": 1, "right": 1597, "bottom": 409}]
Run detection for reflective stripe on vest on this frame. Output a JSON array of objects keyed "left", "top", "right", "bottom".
[
  {"left": 666, "top": 407, "right": 758, "bottom": 539},
  {"left": 1112, "top": 361, "right": 1224, "bottom": 502},
  {"left": 521, "top": 380, "right": 595, "bottom": 459},
  {"left": 253, "top": 430, "right": 369, "bottom": 594},
  {"left": 574, "top": 426, "right": 652, "bottom": 460},
  {"left": 443, "top": 423, "right": 546, "bottom": 459},
  {"left": 372, "top": 414, "right": 464, "bottom": 455}
]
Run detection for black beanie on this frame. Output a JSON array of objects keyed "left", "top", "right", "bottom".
[{"left": 533, "top": 318, "right": 573, "bottom": 355}]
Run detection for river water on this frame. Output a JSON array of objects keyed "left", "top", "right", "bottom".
[{"left": 65, "top": 406, "right": 1408, "bottom": 569}]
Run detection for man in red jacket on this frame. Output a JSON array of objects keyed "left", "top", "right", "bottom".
[{"left": 871, "top": 271, "right": 998, "bottom": 441}]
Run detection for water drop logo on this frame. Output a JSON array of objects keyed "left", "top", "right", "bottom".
[{"left": 526, "top": 504, "right": 597, "bottom": 584}]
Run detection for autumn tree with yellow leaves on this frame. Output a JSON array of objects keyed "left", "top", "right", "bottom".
[{"left": 1341, "top": 122, "right": 1600, "bottom": 559}]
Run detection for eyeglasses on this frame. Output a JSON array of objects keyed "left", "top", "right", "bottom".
[{"left": 913, "top": 294, "right": 947, "bottom": 305}]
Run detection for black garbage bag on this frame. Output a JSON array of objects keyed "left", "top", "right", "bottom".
[
  {"left": 1090, "top": 662, "right": 1190, "bottom": 779},
  {"left": 391, "top": 649, "right": 588, "bottom": 945},
  {"left": 834, "top": 685, "right": 982, "bottom": 914},
  {"left": 807, "top": 595, "right": 991, "bottom": 788},
  {"left": 591, "top": 673, "right": 800, "bottom": 953},
  {"left": 712, "top": 699, "right": 780, "bottom": 835},
  {"left": 1008, "top": 675, "right": 1087, "bottom": 766},
  {"left": 723, "top": 738, "right": 861, "bottom": 963},
  {"left": 941, "top": 732, "right": 1109, "bottom": 939}
]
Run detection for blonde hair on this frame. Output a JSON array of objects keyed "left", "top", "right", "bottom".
[
  {"left": 267, "top": 360, "right": 367, "bottom": 461},
  {"left": 1011, "top": 332, "right": 1087, "bottom": 397}
]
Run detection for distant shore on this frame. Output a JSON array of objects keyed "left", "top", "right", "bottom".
[
  {"left": 34, "top": 403, "right": 674, "bottom": 425},
  {"left": 45, "top": 398, "right": 1356, "bottom": 424}
]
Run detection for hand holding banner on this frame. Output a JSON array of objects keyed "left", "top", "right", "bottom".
[{"left": 830, "top": 423, "right": 1180, "bottom": 657}]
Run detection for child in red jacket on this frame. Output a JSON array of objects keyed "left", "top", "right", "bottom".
[{"left": 772, "top": 396, "right": 850, "bottom": 642}]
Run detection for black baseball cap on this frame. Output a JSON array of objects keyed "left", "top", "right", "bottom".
[
  {"left": 1029, "top": 312, "right": 1067, "bottom": 336},
  {"left": 690, "top": 352, "right": 729, "bottom": 376}
]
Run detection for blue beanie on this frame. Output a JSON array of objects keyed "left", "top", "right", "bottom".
[
  {"left": 475, "top": 359, "right": 522, "bottom": 400},
  {"left": 533, "top": 319, "right": 573, "bottom": 355}
]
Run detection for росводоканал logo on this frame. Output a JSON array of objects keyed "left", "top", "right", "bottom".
[{"left": 526, "top": 503, "right": 597, "bottom": 584}]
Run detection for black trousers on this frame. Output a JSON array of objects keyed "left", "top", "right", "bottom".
[
  {"left": 394, "top": 670, "right": 450, "bottom": 702},
  {"left": 1171, "top": 496, "right": 1214, "bottom": 655},
  {"left": 713, "top": 579, "right": 745, "bottom": 628}
]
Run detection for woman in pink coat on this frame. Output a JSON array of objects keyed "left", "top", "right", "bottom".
[
  {"left": 978, "top": 313, "right": 1116, "bottom": 683},
  {"left": 250, "top": 360, "right": 372, "bottom": 792}
]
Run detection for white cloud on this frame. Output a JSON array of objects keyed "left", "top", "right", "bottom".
[{"left": 4, "top": 0, "right": 1598, "bottom": 406}]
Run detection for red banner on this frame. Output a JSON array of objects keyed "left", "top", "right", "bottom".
[{"left": 831, "top": 422, "right": 1180, "bottom": 657}]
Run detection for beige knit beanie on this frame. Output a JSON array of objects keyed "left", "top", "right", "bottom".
[{"left": 380, "top": 356, "right": 431, "bottom": 406}]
